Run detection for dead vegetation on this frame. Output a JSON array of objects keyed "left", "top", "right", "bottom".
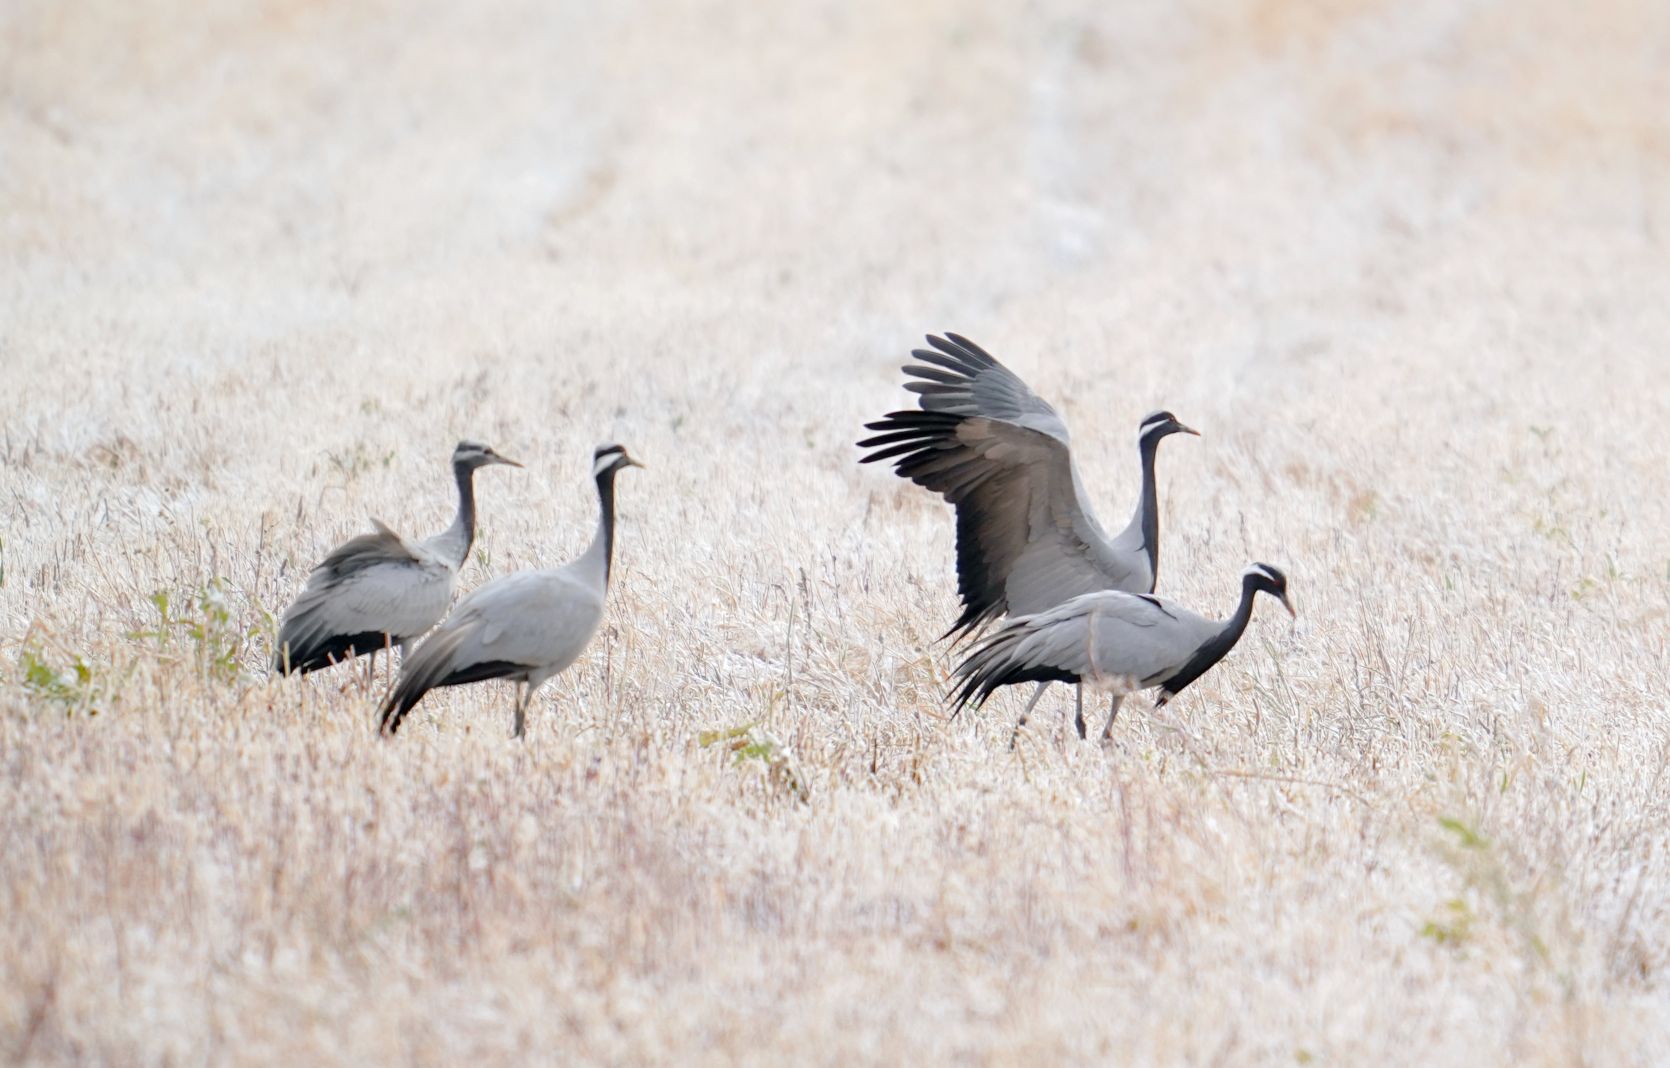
[{"left": 3, "top": 0, "right": 1670, "bottom": 1062}]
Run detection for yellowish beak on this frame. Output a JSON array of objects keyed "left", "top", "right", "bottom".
[{"left": 1280, "top": 593, "right": 1297, "bottom": 619}]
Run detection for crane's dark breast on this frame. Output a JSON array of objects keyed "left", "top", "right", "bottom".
[
  {"left": 435, "top": 661, "right": 533, "bottom": 688},
  {"left": 1156, "top": 631, "right": 1237, "bottom": 700}
]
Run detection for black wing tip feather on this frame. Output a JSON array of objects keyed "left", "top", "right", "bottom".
[
  {"left": 856, "top": 410, "right": 965, "bottom": 461},
  {"left": 951, "top": 610, "right": 1094, "bottom": 714},
  {"left": 379, "top": 672, "right": 432, "bottom": 736},
  {"left": 949, "top": 634, "right": 1079, "bottom": 716},
  {"left": 379, "top": 641, "right": 447, "bottom": 736},
  {"left": 273, "top": 630, "right": 389, "bottom": 676},
  {"left": 858, "top": 441, "right": 924, "bottom": 466},
  {"left": 947, "top": 633, "right": 1016, "bottom": 714},
  {"left": 858, "top": 333, "right": 1012, "bottom": 646},
  {"left": 379, "top": 658, "right": 533, "bottom": 737},
  {"left": 856, "top": 411, "right": 1011, "bottom": 638},
  {"left": 938, "top": 613, "right": 991, "bottom": 648},
  {"left": 379, "top": 694, "right": 417, "bottom": 734},
  {"left": 865, "top": 409, "right": 961, "bottom": 429}
]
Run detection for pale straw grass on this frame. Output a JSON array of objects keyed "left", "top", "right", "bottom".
[{"left": 4, "top": 0, "right": 1670, "bottom": 1062}]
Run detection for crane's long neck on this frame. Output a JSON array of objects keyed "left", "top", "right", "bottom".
[
  {"left": 1160, "top": 579, "right": 1259, "bottom": 699},
  {"left": 434, "top": 460, "right": 477, "bottom": 568},
  {"left": 1130, "top": 433, "right": 1163, "bottom": 592},
  {"left": 574, "top": 466, "right": 619, "bottom": 589}
]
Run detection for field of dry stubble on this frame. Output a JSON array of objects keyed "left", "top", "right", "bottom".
[{"left": 5, "top": 0, "right": 1670, "bottom": 1063}]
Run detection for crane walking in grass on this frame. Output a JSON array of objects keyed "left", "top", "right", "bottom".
[
  {"left": 379, "top": 444, "right": 643, "bottom": 739},
  {"left": 859, "top": 332, "right": 1199, "bottom": 737},
  {"left": 272, "top": 440, "right": 522, "bottom": 676},
  {"left": 951, "top": 563, "right": 1295, "bottom": 748}
]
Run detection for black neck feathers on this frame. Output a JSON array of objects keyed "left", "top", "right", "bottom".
[
  {"left": 1136, "top": 432, "right": 1162, "bottom": 592},
  {"left": 452, "top": 458, "right": 478, "bottom": 556},
  {"left": 1158, "top": 575, "right": 1260, "bottom": 702},
  {"left": 595, "top": 465, "right": 618, "bottom": 582}
]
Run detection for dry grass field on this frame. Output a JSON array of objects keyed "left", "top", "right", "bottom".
[{"left": 5, "top": 0, "right": 1670, "bottom": 1062}]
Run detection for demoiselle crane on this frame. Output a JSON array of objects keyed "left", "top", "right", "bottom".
[
  {"left": 858, "top": 332, "right": 1198, "bottom": 734},
  {"left": 272, "top": 440, "right": 521, "bottom": 675},
  {"left": 951, "top": 563, "right": 1295, "bottom": 746},
  {"left": 378, "top": 443, "right": 643, "bottom": 739}
]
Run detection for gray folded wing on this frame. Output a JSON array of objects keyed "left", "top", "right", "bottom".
[
  {"left": 1028, "top": 592, "right": 1211, "bottom": 686},
  {"left": 379, "top": 570, "right": 607, "bottom": 733},
  {"left": 313, "top": 518, "right": 422, "bottom": 580},
  {"left": 275, "top": 520, "right": 457, "bottom": 669},
  {"left": 953, "top": 591, "right": 1214, "bottom": 708},
  {"left": 423, "top": 570, "right": 607, "bottom": 681}
]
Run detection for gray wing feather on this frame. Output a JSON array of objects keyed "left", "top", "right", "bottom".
[
  {"left": 431, "top": 571, "right": 606, "bottom": 678},
  {"left": 940, "top": 418, "right": 1134, "bottom": 617},
  {"left": 906, "top": 333, "right": 1071, "bottom": 442},
  {"left": 860, "top": 334, "right": 1141, "bottom": 638},
  {"left": 954, "top": 591, "right": 1215, "bottom": 708},
  {"left": 275, "top": 521, "right": 456, "bottom": 667},
  {"left": 314, "top": 519, "right": 422, "bottom": 580},
  {"left": 379, "top": 569, "right": 606, "bottom": 733},
  {"left": 1079, "top": 593, "right": 1214, "bottom": 687}
]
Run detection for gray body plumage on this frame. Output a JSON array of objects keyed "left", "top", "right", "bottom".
[
  {"left": 964, "top": 591, "right": 1221, "bottom": 694},
  {"left": 952, "top": 564, "right": 1295, "bottom": 744},
  {"left": 272, "top": 440, "right": 520, "bottom": 675},
  {"left": 379, "top": 444, "right": 642, "bottom": 738}
]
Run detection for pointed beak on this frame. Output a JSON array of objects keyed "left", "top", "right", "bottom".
[
  {"left": 1174, "top": 422, "right": 1201, "bottom": 437},
  {"left": 1280, "top": 593, "right": 1296, "bottom": 619},
  {"left": 625, "top": 456, "right": 646, "bottom": 470},
  {"left": 495, "top": 453, "right": 524, "bottom": 468}
]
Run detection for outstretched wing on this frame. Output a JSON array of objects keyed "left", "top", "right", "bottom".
[{"left": 859, "top": 333, "right": 1135, "bottom": 640}]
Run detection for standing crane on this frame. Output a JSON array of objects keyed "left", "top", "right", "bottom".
[
  {"left": 952, "top": 563, "right": 1295, "bottom": 746},
  {"left": 272, "top": 440, "right": 521, "bottom": 675},
  {"left": 379, "top": 444, "right": 643, "bottom": 739}
]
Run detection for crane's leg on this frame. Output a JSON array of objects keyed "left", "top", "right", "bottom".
[
  {"left": 1099, "top": 696, "right": 1124, "bottom": 745},
  {"left": 384, "top": 640, "right": 407, "bottom": 702},
  {"left": 1009, "top": 684, "right": 1051, "bottom": 750},
  {"left": 512, "top": 683, "right": 529, "bottom": 740},
  {"left": 1074, "top": 685, "right": 1086, "bottom": 739}
]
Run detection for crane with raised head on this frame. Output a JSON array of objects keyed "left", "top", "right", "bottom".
[{"left": 379, "top": 444, "right": 643, "bottom": 739}]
